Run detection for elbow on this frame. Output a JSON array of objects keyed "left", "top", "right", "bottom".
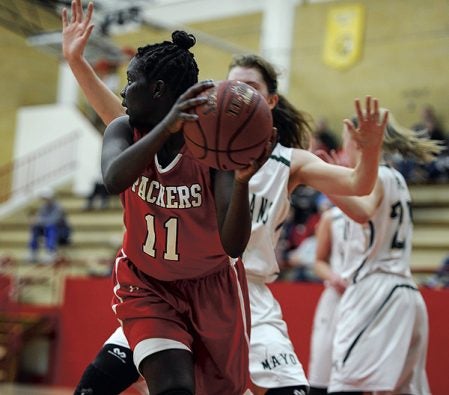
[
  {"left": 221, "top": 236, "right": 249, "bottom": 258},
  {"left": 351, "top": 213, "right": 371, "bottom": 224},
  {"left": 354, "top": 184, "right": 373, "bottom": 197},
  {"left": 227, "top": 251, "right": 241, "bottom": 259},
  {"left": 223, "top": 244, "right": 245, "bottom": 259},
  {"left": 102, "top": 170, "right": 124, "bottom": 195}
]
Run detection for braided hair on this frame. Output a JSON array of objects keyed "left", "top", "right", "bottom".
[
  {"left": 135, "top": 30, "right": 199, "bottom": 97},
  {"left": 229, "top": 54, "right": 312, "bottom": 149}
]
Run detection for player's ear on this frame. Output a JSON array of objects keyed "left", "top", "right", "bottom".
[
  {"left": 266, "top": 93, "right": 279, "bottom": 110},
  {"left": 152, "top": 80, "right": 166, "bottom": 99}
]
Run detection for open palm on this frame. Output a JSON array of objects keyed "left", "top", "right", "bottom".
[{"left": 61, "top": 0, "right": 94, "bottom": 61}]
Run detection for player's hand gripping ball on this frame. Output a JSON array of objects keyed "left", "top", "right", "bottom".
[{"left": 183, "top": 80, "right": 273, "bottom": 170}]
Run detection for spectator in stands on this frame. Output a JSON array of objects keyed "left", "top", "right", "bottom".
[
  {"left": 84, "top": 172, "right": 110, "bottom": 210},
  {"left": 422, "top": 253, "right": 449, "bottom": 289},
  {"left": 28, "top": 188, "right": 71, "bottom": 264},
  {"left": 285, "top": 194, "right": 332, "bottom": 282},
  {"left": 395, "top": 105, "right": 448, "bottom": 183}
]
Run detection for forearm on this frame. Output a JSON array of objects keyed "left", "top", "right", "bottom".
[
  {"left": 349, "top": 147, "right": 381, "bottom": 195},
  {"left": 328, "top": 194, "right": 370, "bottom": 223},
  {"left": 328, "top": 177, "right": 382, "bottom": 223},
  {"left": 102, "top": 119, "right": 172, "bottom": 194},
  {"left": 66, "top": 56, "right": 125, "bottom": 126},
  {"left": 314, "top": 260, "right": 336, "bottom": 282},
  {"left": 219, "top": 180, "right": 251, "bottom": 258}
]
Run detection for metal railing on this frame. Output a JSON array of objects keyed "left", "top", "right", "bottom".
[{"left": 0, "top": 132, "right": 80, "bottom": 204}]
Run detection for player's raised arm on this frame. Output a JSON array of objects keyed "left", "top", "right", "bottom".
[
  {"left": 62, "top": 0, "right": 125, "bottom": 125},
  {"left": 289, "top": 96, "right": 388, "bottom": 196}
]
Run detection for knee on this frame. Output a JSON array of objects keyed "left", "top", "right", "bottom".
[{"left": 139, "top": 351, "right": 194, "bottom": 395}]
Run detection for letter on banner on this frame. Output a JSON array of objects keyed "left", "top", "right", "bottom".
[{"left": 323, "top": 4, "right": 365, "bottom": 71}]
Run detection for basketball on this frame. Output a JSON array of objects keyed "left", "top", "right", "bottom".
[{"left": 183, "top": 80, "right": 273, "bottom": 170}]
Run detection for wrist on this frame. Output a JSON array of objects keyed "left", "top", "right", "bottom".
[
  {"left": 65, "top": 53, "right": 87, "bottom": 68},
  {"left": 233, "top": 176, "right": 249, "bottom": 186}
]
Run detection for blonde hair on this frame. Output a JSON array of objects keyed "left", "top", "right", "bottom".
[
  {"left": 353, "top": 108, "right": 443, "bottom": 163},
  {"left": 382, "top": 109, "right": 443, "bottom": 163}
]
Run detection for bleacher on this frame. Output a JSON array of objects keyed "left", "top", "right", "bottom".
[
  {"left": 0, "top": 182, "right": 448, "bottom": 306},
  {"left": 0, "top": 186, "right": 123, "bottom": 305}
]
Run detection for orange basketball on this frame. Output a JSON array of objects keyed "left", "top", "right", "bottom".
[{"left": 183, "top": 80, "right": 273, "bottom": 170}]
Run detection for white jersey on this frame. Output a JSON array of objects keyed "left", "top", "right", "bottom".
[
  {"left": 308, "top": 206, "right": 347, "bottom": 387},
  {"left": 328, "top": 206, "right": 346, "bottom": 276},
  {"left": 341, "top": 165, "right": 413, "bottom": 283},
  {"left": 329, "top": 166, "right": 430, "bottom": 393},
  {"left": 243, "top": 143, "right": 292, "bottom": 283}
]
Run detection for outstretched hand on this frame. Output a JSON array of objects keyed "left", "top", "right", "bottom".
[
  {"left": 345, "top": 96, "right": 388, "bottom": 151},
  {"left": 62, "top": 0, "right": 94, "bottom": 62}
]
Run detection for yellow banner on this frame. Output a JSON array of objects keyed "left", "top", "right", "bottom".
[{"left": 323, "top": 4, "right": 365, "bottom": 70}]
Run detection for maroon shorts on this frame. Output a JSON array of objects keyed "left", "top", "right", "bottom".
[{"left": 112, "top": 250, "right": 251, "bottom": 395}]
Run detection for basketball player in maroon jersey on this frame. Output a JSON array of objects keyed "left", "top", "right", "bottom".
[
  {"left": 63, "top": 2, "right": 385, "bottom": 395},
  {"left": 63, "top": 3, "right": 275, "bottom": 395}
]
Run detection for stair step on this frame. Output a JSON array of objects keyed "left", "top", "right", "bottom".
[
  {"left": 0, "top": 213, "right": 124, "bottom": 230},
  {"left": 413, "top": 207, "right": 449, "bottom": 226},
  {"left": 411, "top": 228, "right": 449, "bottom": 248},
  {"left": 1, "top": 246, "right": 118, "bottom": 263},
  {"left": 0, "top": 230, "right": 123, "bottom": 247},
  {"left": 409, "top": 184, "right": 449, "bottom": 207},
  {"left": 410, "top": 249, "right": 446, "bottom": 272}
]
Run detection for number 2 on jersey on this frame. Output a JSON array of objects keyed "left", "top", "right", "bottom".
[
  {"left": 143, "top": 214, "right": 180, "bottom": 261},
  {"left": 390, "top": 200, "right": 412, "bottom": 249}
]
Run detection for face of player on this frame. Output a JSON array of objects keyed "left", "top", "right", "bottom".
[
  {"left": 121, "top": 57, "right": 173, "bottom": 130},
  {"left": 227, "top": 66, "right": 278, "bottom": 110}
]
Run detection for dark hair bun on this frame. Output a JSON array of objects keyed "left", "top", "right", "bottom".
[{"left": 172, "top": 30, "right": 196, "bottom": 50}]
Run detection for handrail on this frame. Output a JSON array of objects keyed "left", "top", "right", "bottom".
[{"left": 0, "top": 132, "right": 80, "bottom": 204}]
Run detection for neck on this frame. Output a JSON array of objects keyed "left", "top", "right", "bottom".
[{"left": 158, "top": 133, "right": 185, "bottom": 166}]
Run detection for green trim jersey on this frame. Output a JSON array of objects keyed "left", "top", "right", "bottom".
[
  {"left": 328, "top": 206, "right": 347, "bottom": 276},
  {"left": 243, "top": 143, "right": 292, "bottom": 283},
  {"left": 341, "top": 165, "right": 413, "bottom": 283}
]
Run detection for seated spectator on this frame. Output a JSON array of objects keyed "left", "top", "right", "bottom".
[
  {"left": 395, "top": 105, "right": 448, "bottom": 183},
  {"left": 28, "top": 188, "right": 71, "bottom": 264},
  {"left": 285, "top": 195, "right": 332, "bottom": 282},
  {"left": 422, "top": 254, "right": 449, "bottom": 289},
  {"left": 84, "top": 176, "right": 110, "bottom": 210}
]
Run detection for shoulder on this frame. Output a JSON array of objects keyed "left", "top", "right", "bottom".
[
  {"left": 289, "top": 147, "right": 318, "bottom": 186},
  {"left": 320, "top": 208, "right": 335, "bottom": 224},
  {"left": 104, "top": 115, "right": 134, "bottom": 144},
  {"left": 380, "top": 165, "right": 410, "bottom": 196},
  {"left": 268, "top": 143, "right": 293, "bottom": 167},
  {"left": 329, "top": 206, "right": 343, "bottom": 219},
  {"left": 290, "top": 147, "right": 320, "bottom": 170},
  {"left": 105, "top": 115, "right": 132, "bottom": 135}
]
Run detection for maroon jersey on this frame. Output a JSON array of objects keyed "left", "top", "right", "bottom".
[{"left": 119, "top": 142, "right": 228, "bottom": 281}]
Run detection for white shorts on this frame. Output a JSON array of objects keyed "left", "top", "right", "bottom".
[
  {"left": 248, "top": 279, "right": 308, "bottom": 389},
  {"left": 105, "top": 326, "right": 129, "bottom": 347},
  {"left": 329, "top": 273, "right": 430, "bottom": 394},
  {"left": 308, "top": 286, "right": 342, "bottom": 388}
]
